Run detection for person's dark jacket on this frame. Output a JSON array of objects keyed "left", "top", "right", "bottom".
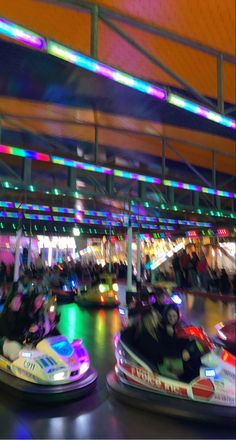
[
  {"left": 219, "top": 271, "right": 231, "bottom": 294},
  {"left": 135, "top": 327, "right": 164, "bottom": 366},
  {"left": 0, "top": 305, "right": 31, "bottom": 342}
]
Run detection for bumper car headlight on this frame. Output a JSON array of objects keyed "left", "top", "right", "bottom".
[
  {"left": 112, "top": 283, "right": 119, "bottom": 292},
  {"left": 53, "top": 371, "right": 66, "bottom": 381},
  {"left": 99, "top": 284, "right": 105, "bottom": 293}
]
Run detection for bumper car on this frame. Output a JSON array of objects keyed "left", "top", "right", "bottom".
[
  {"left": 0, "top": 334, "right": 97, "bottom": 402},
  {"left": 107, "top": 326, "right": 236, "bottom": 425},
  {"left": 214, "top": 318, "right": 236, "bottom": 355},
  {"left": 75, "top": 274, "right": 119, "bottom": 308},
  {"left": 52, "top": 282, "right": 77, "bottom": 305}
]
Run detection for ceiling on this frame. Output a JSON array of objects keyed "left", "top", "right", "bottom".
[{"left": 0, "top": 0, "right": 235, "bottom": 236}]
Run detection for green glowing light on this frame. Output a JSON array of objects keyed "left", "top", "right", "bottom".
[{"left": 57, "top": 304, "right": 89, "bottom": 343}]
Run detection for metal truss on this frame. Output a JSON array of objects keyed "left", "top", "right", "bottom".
[{"left": 39, "top": 0, "right": 236, "bottom": 114}]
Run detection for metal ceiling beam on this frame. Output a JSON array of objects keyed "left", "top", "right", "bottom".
[
  {"left": 39, "top": 0, "right": 236, "bottom": 64},
  {"left": 0, "top": 158, "right": 22, "bottom": 181},
  {"left": 217, "top": 54, "right": 224, "bottom": 114},
  {"left": 100, "top": 14, "right": 216, "bottom": 110},
  {"left": 1, "top": 111, "right": 234, "bottom": 159}
]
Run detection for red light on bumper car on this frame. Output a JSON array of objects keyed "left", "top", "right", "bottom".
[
  {"left": 115, "top": 294, "right": 118, "bottom": 302},
  {"left": 100, "top": 295, "right": 105, "bottom": 303},
  {"left": 221, "top": 349, "right": 236, "bottom": 367}
]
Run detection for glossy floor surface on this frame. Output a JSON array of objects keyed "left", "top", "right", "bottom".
[{"left": 0, "top": 288, "right": 235, "bottom": 439}]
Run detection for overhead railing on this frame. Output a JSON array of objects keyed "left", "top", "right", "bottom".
[
  {"left": 0, "top": 143, "right": 235, "bottom": 199},
  {"left": 0, "top": 17, "right": 235, "bottom": 130}
]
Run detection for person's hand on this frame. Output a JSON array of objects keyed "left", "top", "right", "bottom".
[
  {"left": 182, "top": 349, "right": 190, "bottom": 361},
  {"left": 166, "top": 325, "right": 174, "bottom": 336},
  {"left": 29, "top": 324, "right": 39, "bottom": 333}
]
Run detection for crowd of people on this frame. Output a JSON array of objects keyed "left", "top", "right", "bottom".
[
  {"left": 1, "top": 248, "right": 235, "bottom": 297},
  {"left": 171, "top": 249, "right": 236, "bottom": 295}
]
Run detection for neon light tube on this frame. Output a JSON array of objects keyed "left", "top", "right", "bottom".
[
  {"left": 168, "top": 93, "right": 236, "bottom": 130},
  {"left": 0, "top": 144, "right": 235, "bottom": 199},
  {"left": 0, "top": 201, "right": 49, "bottom": 212},
  {"left": 47, "top": 42, "right": 167, "bottom": 101},
  {"left": 0, "top": 144, "right": 50, "bottom": 161},
  {"left": 0, "top": 18, "right": 235, "bottom": 130},
  {"left": 16, "top": 203, "right": 50, "bottom": 211},
  {"left": 0, "top": 202, "right": 214, "bottom": 226},
  {"left": 24, "top": 214, "right": 52, "bottom": 221},
  {"left": 114, "top": 169, "right": 161, "bottom": 184},
  {"left": 0, "top": 18, "right": 46, "bottom": 49},
  {"left": 0, "top": 211, "right": 21, "bottom": 218},
  {"left": 0, "top": 201, "right": 14, "bottom": 208},
  {"left": 163, "top": 179, "right": 235, "bottom": 199},
  {"left": 53, "top": 207, "right": 109, "bottom": 217},
  {"left": 51, "top": 155, "right": 112, "bottom": 175}
]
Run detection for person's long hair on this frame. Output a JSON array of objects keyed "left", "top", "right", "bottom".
[{"left": 138, "top": 308, "right": 160, "bottom": 341}]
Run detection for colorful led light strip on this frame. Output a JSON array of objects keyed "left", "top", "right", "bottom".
[
  {"left": 113, "top": 169, "right": 161, "bottom": 184},
  {"left": 0, "top": 201, "right": 211, "bottom": 227},
  {"left": 0, "top": 144, "right": 235, "bottom": 199},
  {"left": 47, "top": 42, "right": 167, "bottom": 101},
  {"left": 0, "top": 211, "right": 21, "bottom": 219},
  {"left": 0, "top": 144, "right": 50, "bottom": 161},
  {"left": 168, "top": 93, "right": 236, "bottom": 130},
  {"left": 51, "top": 156, "right": 112, "bottom": 175},
  {"left": 24, "top": 214, "right": 52, "bottom": 221},
  {"left": 0, "top": 201, "right": 50, "bottom": 211},
  {"left": 0, "top": 19, "right": 235, "bottom": 130},
  {"left": 47, "top": 42, "right": 235, "bottom": 129},
  {"left": 163, "top": 179, "right": 235, "bottom": 198},
  {"left": 0, "top": 18, "right": 46, "bottom": 49}
]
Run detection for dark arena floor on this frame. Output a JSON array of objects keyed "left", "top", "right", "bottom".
[{"left": 0, "top": 287, "right": 235, "bottom": 439}]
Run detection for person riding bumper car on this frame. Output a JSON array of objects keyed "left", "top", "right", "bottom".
[
  {"left": 0, "top": 334, "right": 97, "bottom": 402},
  {"left": 107, "top": 310, "right": 235, "bottom": 425}
]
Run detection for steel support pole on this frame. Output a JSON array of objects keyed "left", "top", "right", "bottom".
[
  {"left": 14, "top": 228, "right": 22, "bottom": 282},
  {"left": 217, "top": 54, "right": 224, "bottom": 114},
  {"left": 127, "top": 223, "right": 133, "bottom": 291},
  {"left": 162, "top": 138, "right": 166, "bottom": 179},
  {"left": 108, "top": 227, "right": 112, "bottom": 273},
  {"left": 212, "top": 151, "right": 216, "bottom": 188},
  {"left": 22, "top": 158, "right": 32, "bottom": 185},
  {"left": 193, "top": 192, "right": 199, "bottom": 209},
  {"left": 91, "top": 4, "right": 98, "bottom": 59},
  {"left": 136, "top": 233, "right": 141, "bottom": 282},
  {"left": 94, "top": 124, "right": 98, "bottom": 164},
  {"left": 67, "top": 167, "right": 77, "bottom": 191},
  {"left": 27, "top": 236, "right": 32, "bottom": 268}
]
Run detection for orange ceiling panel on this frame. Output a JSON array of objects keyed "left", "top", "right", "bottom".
[
  {"left": 0, "top": 0, "right": 235, "bottom": 103},
  {"left": 1, "top": 97, "right": 235, "bottom": 175},
  {"left": 0, "top": 0, "right": 91, "bottom": 54},
  {"left": 90, "top": 0, "right": 236, "bottom": 56}
]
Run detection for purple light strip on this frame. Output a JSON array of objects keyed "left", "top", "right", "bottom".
[{"left": 0, "top": 18, "right": 46, "bottom": 49}]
